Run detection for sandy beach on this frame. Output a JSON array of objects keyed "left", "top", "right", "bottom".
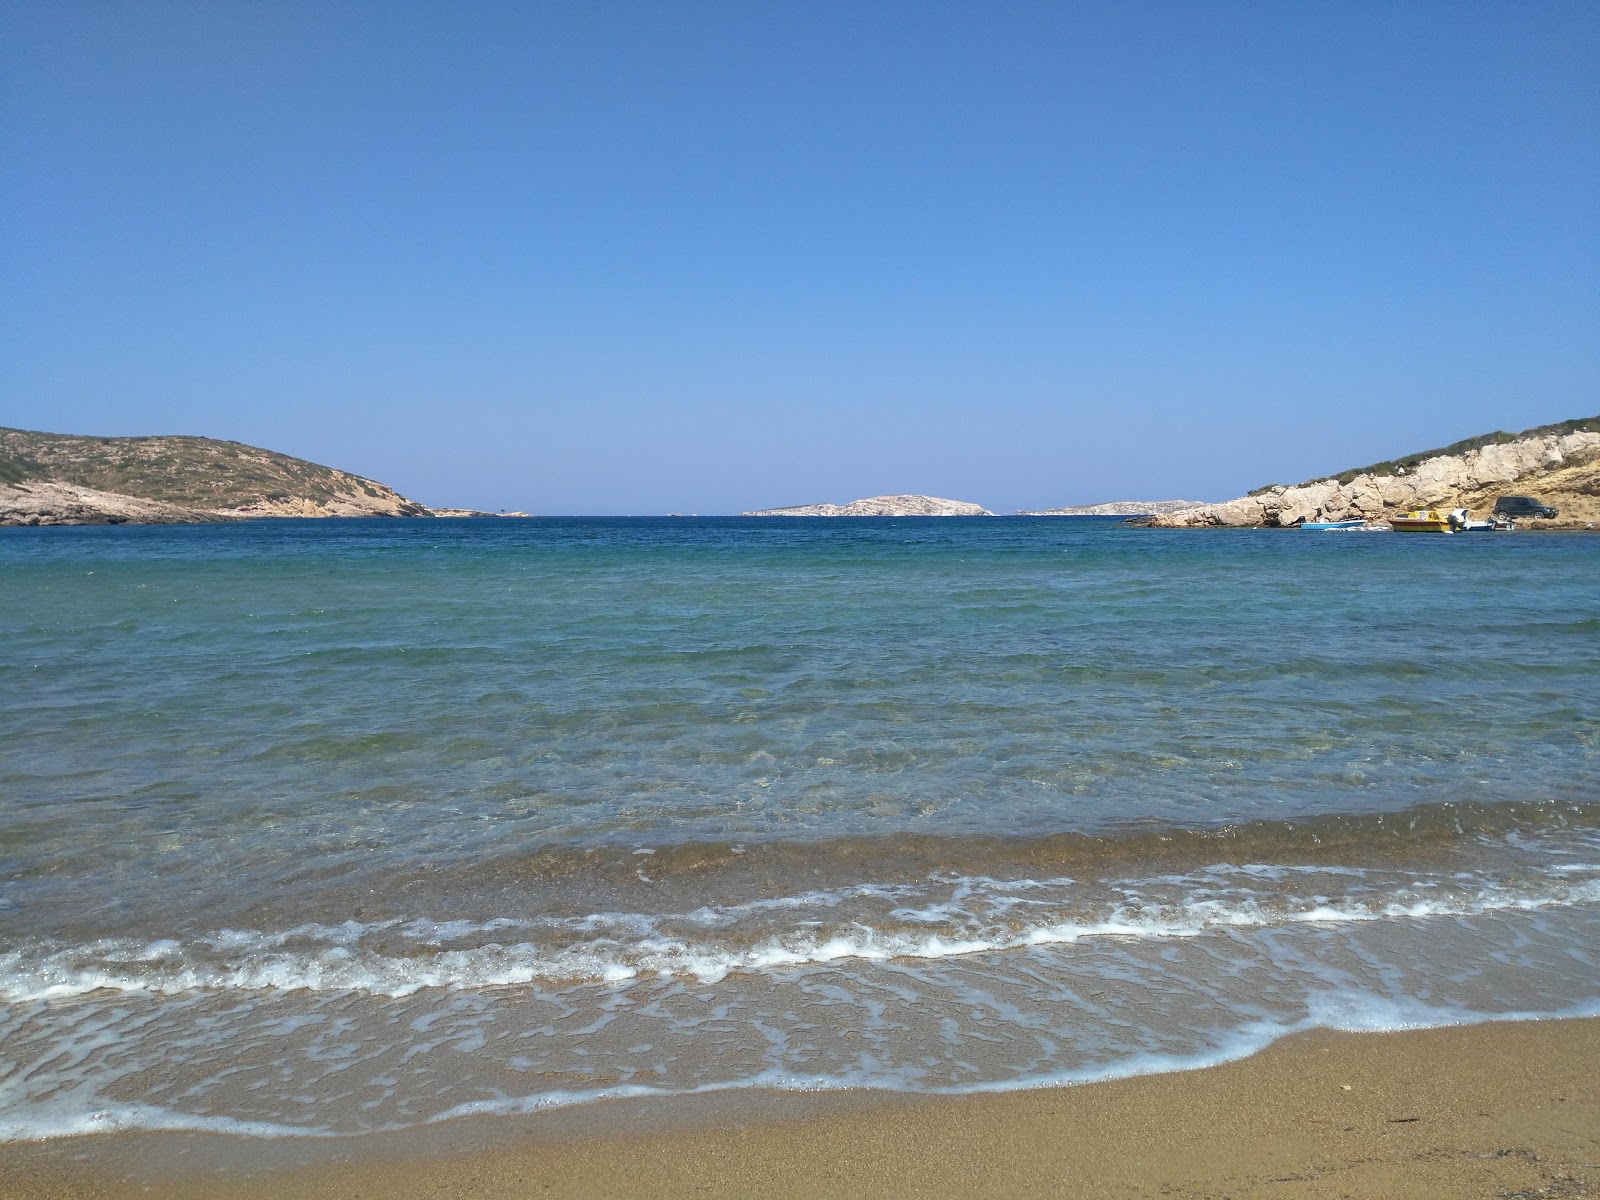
[{"left": 3, "top": 1016, "right": 1594, "bottom": 1200}]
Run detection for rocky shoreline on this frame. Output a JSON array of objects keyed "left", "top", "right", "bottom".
[
  {"left": 0, "top": 483, "right": 543, "bottom": 527},
  {"left": 12, "top": 421, "right": 1596, "bottom": 529},
  {"left": 1141, "top": 425, "right": 1600, "bottom": 530},
  {"left": 0, "top": 480, "right": 225, "bottom": 526}
]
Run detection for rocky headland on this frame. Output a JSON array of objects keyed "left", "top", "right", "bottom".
[
  {"left": 1142, "top": 417, "right": 1600, "bottom": 529},
  {"left": 1019, "top": 500, "right": 1209, "bottom": 516},
  {"left": 744, "top": 494, "right": 993, "bottom": 517},
  {"left": 1, "top": 427, "right": 435, "bottom": 526}
]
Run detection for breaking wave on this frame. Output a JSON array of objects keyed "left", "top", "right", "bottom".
[{"left": 7, "top": 852, "right": 1598, "bottom": 1000}]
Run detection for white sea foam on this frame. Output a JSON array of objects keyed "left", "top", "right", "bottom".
[
  {"left": 0, "top": 1100, "right": 332, "bottom": 1144},
  {"left": 3, "top": 891, "right": 1598, "bottom": 1145},
  {"left": 3, "top": 865, "right": 1597, "bottom": 1001},
  {"left": 6, "top": 990, "right": 1598, "bottom": 1144}
]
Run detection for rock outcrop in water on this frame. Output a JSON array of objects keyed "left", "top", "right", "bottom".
[
  {"left": 1142, "top": 418, "right": 1600, "bottom": 529},
  {"left": 744, "top": 494, "right": 992, "bottom": 517},
  {"left": 1, "top": 427, "right": 435, "bottom": 525}
]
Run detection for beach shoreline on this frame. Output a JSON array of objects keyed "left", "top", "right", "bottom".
[{"left": 4, "top": 1015, "right": 1595, "bottom": 1199}]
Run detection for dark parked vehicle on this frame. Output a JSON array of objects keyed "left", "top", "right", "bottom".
[{"left": 1492, "top": 495, "right": 1558, "bottom": 519}]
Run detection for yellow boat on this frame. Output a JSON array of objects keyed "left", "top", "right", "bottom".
[{"left": 1390, "top": 509, "right": 1453, "bottom": 533}]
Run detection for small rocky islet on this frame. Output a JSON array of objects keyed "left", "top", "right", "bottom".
[{"left": 742, "top": 494, "right": 993, "bottom": 517}]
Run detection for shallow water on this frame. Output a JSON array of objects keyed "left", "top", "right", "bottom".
[{"left": 1, "top": 517, "right": 1596, "bottom": 1137}]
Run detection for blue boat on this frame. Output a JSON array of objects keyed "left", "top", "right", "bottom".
[{"left": 1300, "top": 519, "right": 1368, "bottom": 531}]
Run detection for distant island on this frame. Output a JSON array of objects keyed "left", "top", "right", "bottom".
[
  {"left": 744, "top": 494, "right": 992, "bottom": 517},
  {"left": 430, "top": 508, "right": 532, "bottom": 519},
  {"left": 0, "top": 427, "right": 525, "bottom": 526},
  {"left": 1017, "top": 500, "right": 1209, "bottom": 516},
  {"left": 1140, "top": 416, "right": 1600, "bottom": 529}
]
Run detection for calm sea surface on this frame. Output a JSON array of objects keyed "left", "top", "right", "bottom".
[{"left": 1, "top": 517, "right": 1597, "bottom": 1138}]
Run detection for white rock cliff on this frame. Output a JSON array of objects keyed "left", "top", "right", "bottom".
[{"left": 1145, "top": 430, "right": 1600, "bottom": 529}]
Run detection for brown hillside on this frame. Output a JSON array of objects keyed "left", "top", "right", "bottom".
[{"left": 0, "top": 428, "right": 432, "bottom": 525}]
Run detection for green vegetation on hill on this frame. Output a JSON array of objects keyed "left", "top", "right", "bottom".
[
  {"left": 0, "top": 427, "right": 403, "bottom": 511},
  {"left": 1248, "top": 415, "right": 1600, "bottom": 496}
]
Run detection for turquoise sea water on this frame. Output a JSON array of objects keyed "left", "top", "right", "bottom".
[{"left": 1, "top": 517, "right": 1597, "bottom": 1138}]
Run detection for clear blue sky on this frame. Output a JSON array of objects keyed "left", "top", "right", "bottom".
[{"left": 4, "top": 2, "right": 1597, "bottom": 513}]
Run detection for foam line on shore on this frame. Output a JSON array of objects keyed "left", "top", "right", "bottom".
[
  {"left": 5, "top": 863, "right": 1597, "bottom": 1000},
  {"left": 6, "top": 995, "right": 1598, "bottom": 1144}
]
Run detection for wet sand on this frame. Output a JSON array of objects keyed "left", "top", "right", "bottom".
[{"left": 3, "top": 1017, "right": 1596, "bottom": 1199}]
